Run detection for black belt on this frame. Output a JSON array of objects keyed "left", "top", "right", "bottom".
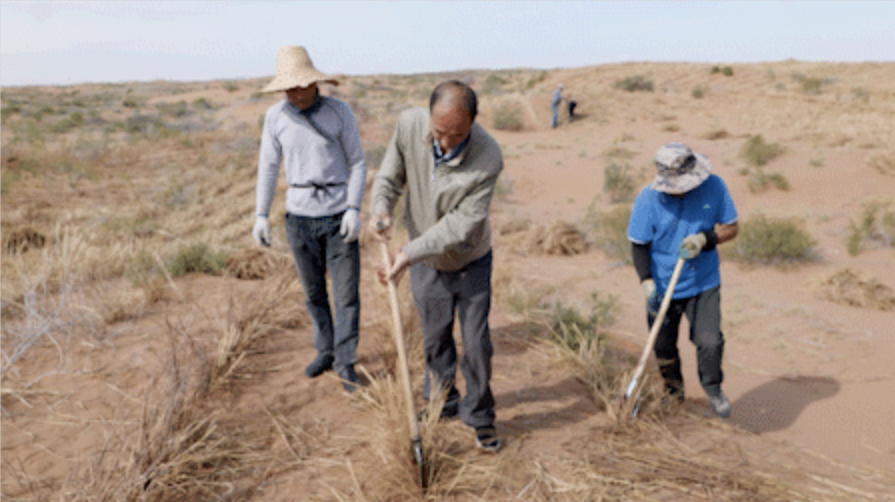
[{"left": 291, "top": 181, "right": 346, "bottom": 201}]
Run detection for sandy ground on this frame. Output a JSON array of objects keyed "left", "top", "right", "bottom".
[{"left": 2, "top": 62, "right": 895, "bottom": 499}]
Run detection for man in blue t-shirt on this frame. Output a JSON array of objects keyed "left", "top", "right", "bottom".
[{"left": 627, "top": 143, "right": 739, "bottom": 418}]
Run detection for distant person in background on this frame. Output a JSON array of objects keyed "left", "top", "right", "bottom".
[
  {"left": 567, "top": 95, "right": 577, "bottom": 121},
  {"left": 253, "top": 46, "right": 368, "bottom": 392},
  {"left": 627, "top": 143, "right": 739, "bottom": 418},
  {"left": 551, "top": 84, "right": 564, "bottom": 128},
  {"left": 370, "top": 80, "right": 504, "bottom": 452}
]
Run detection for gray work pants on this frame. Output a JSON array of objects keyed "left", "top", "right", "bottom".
[
  {"left": 648, "top": 285, "right": 725, "bottom": 397},
  {"left": 410, "top": 251, "right": 495, "bottom": 429}
]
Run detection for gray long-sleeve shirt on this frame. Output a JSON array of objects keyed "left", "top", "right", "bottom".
[
  {"left": 371, "top": 107, "right": 503, "bottom": 272},
  {"left": 256, "top": 96, "right": 367, "bottom": 218}
]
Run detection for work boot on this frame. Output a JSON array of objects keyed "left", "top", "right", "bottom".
[
  {"left": 337, "top": 365, "right": 359, "bottom": 393},
  {"left": 305, "top": 354, "right": 334, "bottom": 378},
  {"left": 708, "top": 390, "right": 731, "bottom": 418},
  {"left": 474, "top": 426, "right": 501, "bottom": 453}
]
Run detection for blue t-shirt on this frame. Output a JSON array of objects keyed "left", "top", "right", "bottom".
[{"left": 627, "top": 174, "right": 738, "bottom": 299}]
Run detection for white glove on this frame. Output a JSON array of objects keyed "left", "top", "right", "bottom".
[
  {"left": 252, "top": 216, "right": 271, "bottom": 247},
  {"left": 679, "top": 233, "right": 707, "bottom": 260},
  {"left": 642, "top": 278, "right": 660, "bottom": 315},
  {"left": 339, "top": 208, "right": 361, "bottom": 243}
]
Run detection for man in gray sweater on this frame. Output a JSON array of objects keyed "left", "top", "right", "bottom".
[
  {"left": 370, "top": 81, "right": 504, "bottom": 452},
  {"left": 253, "top": 46, "right": 367, "bottom": 392}
]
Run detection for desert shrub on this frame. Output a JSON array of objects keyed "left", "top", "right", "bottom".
[
  {"left": 845, "top": 201, "right": 895, "bottom": 256},
  {"left": 481, "top": 74, "right": 507, "bottom": 95},
  {"left": 525, "top": 70, "right": 548, "bottom": 89},
  {"left": 603, "top": 163, "right": 635, "bottom": 203},
  {"left": 548, "top": 292, "right": 619, "bottom": 346},
  {"left": 492, "top": 101, "right": 523, "bottom": 131},
  {"left": 223, "top": 81, "right": 239, "bottom": 92},
  {"left": 585, "top": 204, "right": 633, "bottom": 264},
  {"left": 122, "top": 97, "right": 141, "bottom": 108},
  {"left": 124, "top": 113, "right": 167, "bottom": 135},
  {"left": 156, "top": 100, "right": 191, "bottom": 117},
  {"left": 700, "top": 128, "right": 729, "bottom": 140},
  {"left": 614, "top": 75, "right": 654, "bottom": 92},
  {"left": 50, "top": 112, "right": 84, "bottom": 134},
  {"left": 167, "top": 243, "right": 229, "bottom": 277},
  {"left": 867, "top": 151, "right": 895, "bottom": 176},
  {"left": 741, "top": 135, "right": 784, "bottom": 166},
  {"left": 724, "top": 215, "right": 817, "bottom": 265},
  {"left": 192, "top": 97, "right": 216, "bottom": 110},
  {"left": 691, "top": 86, "right": 705, "bottom": 99},
  {"left": 744, "top": 168, "right": 790, "bottom": 193},
  {"left": 710, "top": 65, "right": 734, "bottom": 76}
]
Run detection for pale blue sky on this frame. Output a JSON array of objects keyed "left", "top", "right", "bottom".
[{"left": 1, "top": 1, "right": 893, "bottom": 86}]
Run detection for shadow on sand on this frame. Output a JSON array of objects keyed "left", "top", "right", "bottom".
[{"left": 728, "top": 375, "right": 840, "bottom": 434}]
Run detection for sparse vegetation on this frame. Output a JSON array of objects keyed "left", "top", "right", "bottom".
[
  {"left": 724, "top": 215, "right": 818, "bottom": 265},
  {"left": 603, "top": 163, "right": 636, "bottom": 203},
  {"left": 711, "top": 65, "right": 734, "bottom": 76},
  {"left": 742, "top": 167, "right": 790, "bottom": 193},
  {"left": 492, "top": 100, "right": 524, "bottom": 131},
  {"left": 741, "top": 134, "right": 784, "bottom": 166},
  {"left": 845, "top": 201, "right": 895, "bottom": 256},
  {"left": 167, "top": 243, "right": 230, "bottom": 277},
  {"left": 585, "top": 203, "right": 634, "bottom": 264},
  {"left": 691, "top": 86, "right": 706, "bottom": 98},
  {"left": 614, "top": 75, "right": 654, "bottom": 92},
  {"left": 701, "top": 128, "right": 730, "bottom": 140}
]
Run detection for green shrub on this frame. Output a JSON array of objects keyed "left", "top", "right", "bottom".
[
  {"left": 492, "top": 101, "right": 523, "bottom": 131},
  {"left": 549, "top": 292, "right": 619, "bottom": 352},
  {"left": 525, "top": 71, "right": 548, "bottom": 89},
  {"left": 710, "top": 65, "right": 734, "bottom": 76},
  {"left": 122, "top": 97, "right": 141, "bottom": 109},
  {"left": 741, "top": 135, "right": 784, "bottom": 166},
  {"left": 167, "top": 243, "right": 229, "bottom": 277},
  {"left": 156, "top": 100, "right": 191, "bottom": 117},
  {"left": 125, "top": 114, "right": 167, "bottom": 135},
  {"left": 744, "top": 168, "right": 790, "bottom": 193},
  {"left": 223, "top": 81, "right": 239, "bottom": 93},
  {"left": 585, "top": 204, "right": 633, "bottom": 264},
  {"left": 614, "top": 75, "right": 654, "bottom": 92},
  {"left": 725, "top": 215, "right": 817, "bottom": 265},
  {"left": 192, "top": 97, "right": 216, "bottom": 110},
  {"left": 1, "top": 171, "right": 19, "bottom": 195},
  {"left": 691, "top": 86, "right": 705, "bottom": 99},
  {"left": 845, "top": 201, "right": 895, "bottom": 256},
  {"left": 482, "top": 74, "right": 508, "bottom": 95},
  {"left": 603, "top": 163, "right": 635, "bottom": 203}
]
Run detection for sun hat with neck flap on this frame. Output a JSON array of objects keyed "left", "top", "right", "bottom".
[
  {"left": 651, "top": 142, "right": 712, "bottom": 195},
  {"left": 261, "top": 46, "right": 339, "bottom": 93}
]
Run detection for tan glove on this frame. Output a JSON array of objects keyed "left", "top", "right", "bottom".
[
  {"left": 642, "top": 279, "right": 660, "bottom": 315},
  {"left": 679, "top": 233, "right": 707, "bottom": 260}
]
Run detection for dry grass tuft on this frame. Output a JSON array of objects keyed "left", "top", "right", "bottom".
[
  {"left": 226, "top": 246, "right": 293, "bottom": 280},
  {"left": 867, "top": 150, "right": 895, "bottom": 176},
  {"left": 352, "top": 369, "right": 504, "bottom": 501},
  {"left": 812, "top": 268, "right": 895, "bottom": 311},
  {"left": 700, "top": 128, "right": 730, "bottom": 140},
  {"left": 503, "top": 221, "right": 586, "bottom": 256},
  {"left": 3, "top": 227, "right": 47, "bottom": 254}
]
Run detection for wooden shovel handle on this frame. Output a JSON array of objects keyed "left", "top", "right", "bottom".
[
  {"left": 380, "top": 240, "right": 422, "bottom": 440},
  {"left": 624, "top": 257, "right": 686, "bottom": 400}
]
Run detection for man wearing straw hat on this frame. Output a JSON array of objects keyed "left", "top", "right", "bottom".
[
  {"left": 627, "top": 143, "right": 739, "bottom": 417},
  {"left": 253, "top": 46, "right": 367, "bottom": 392},
  {"left": 369, "top": 81, "right": 504, "bottom": 452}
]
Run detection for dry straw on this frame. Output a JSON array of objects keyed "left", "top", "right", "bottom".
[{"left": 812, "top": 268, "right": 895, "bottom": 311}]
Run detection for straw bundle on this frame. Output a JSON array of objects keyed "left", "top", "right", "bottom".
[{"left": 813, "top": 268, "right": 895, "bottom": 311}]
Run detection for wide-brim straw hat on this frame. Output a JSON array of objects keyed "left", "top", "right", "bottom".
[
  {"left": 650, "top": 142, "right": 712, "bottom": 194},
  {"left": 261, "top": 46, "right": 339, "bottom": 93}
]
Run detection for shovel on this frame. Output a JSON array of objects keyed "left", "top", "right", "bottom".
[
  {"left": 379, "top": 239, "right": 427, "bottom": 489},
  {"left": 622, "top": 257, "right": 686, "bottom": 416}
]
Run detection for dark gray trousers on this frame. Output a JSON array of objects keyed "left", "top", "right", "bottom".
[
  {"left": 648, "top": 286, "right": 724, "bottom": 397},
  {"left": 410, "top": 251, "right": 495, "bottom": 429}
]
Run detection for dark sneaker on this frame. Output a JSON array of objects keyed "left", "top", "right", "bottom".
[
  {"left": 662, "top": 388, "right": 686, "bottom": 407},
  {"left": 709, "top": 391, "right": 731, "bottom": 418},
  {"left": 337, "top": 365, "right": 359, "bottom": 393},
  {"left": 474, "top": 426, "right": 501, "bottom": 453},
  {"left": 305, "top": 354, "right": 334, "bottom": 378}
]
